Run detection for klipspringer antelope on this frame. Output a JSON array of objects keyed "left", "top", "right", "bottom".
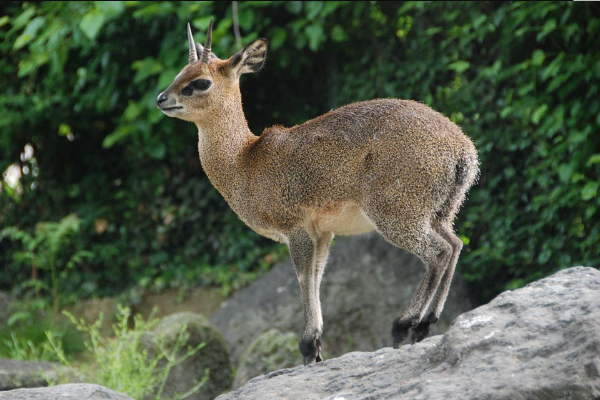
[{"left": 157, "top": 20, "right": 479, "bottom": 365}]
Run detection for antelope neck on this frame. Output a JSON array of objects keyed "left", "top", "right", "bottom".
[{"left": 194, "top": 96, "right": 256, "bottom": 200}]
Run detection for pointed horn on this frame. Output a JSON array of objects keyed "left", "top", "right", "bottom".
[
  {"left": 200, "top": 18, "right": 214, "bottom": 64},
  {"left": 187, "top": 23, "right": 198, "bottom": 64}
]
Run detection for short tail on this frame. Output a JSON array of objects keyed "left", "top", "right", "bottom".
[{"left": 436, "top": 149, "right": 479, "bottom": 223}]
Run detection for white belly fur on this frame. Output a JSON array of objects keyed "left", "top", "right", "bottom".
[{"left": 309, "top": 201, "right": 376, "bottom": 236}]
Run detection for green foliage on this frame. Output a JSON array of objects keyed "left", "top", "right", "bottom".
[
  {"left": 0, "top": 316, "right": 84, "bottom": 362},
  {"left": 0, "top": 214, "right": 93, "bottom": 321},
  {"left": 0, "top": 1, "right": 599, "bottom": 303},
  {"left": 1, "top": 214, "right": 92, "bottom": 322},
  {"left": 0, "top": 332, "right": 59, "bottom": 362},
  {"left": 58, "top": 305, "right": 208, "bottom": 399}
]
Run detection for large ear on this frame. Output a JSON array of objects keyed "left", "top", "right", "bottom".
[{"left": 228, "top": 39, "right": 268, "bottom": 79}]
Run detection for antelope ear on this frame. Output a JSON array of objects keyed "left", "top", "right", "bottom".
[{"left": 228, "top": 39, "right": 268, "bottom": 79}]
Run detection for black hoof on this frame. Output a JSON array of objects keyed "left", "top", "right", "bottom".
[
  {"left": 410, "top": 323, "right": 430, "bottom": 344},
  {"left": 300, "top": 337, "right": 323, "bottom": 365},
  {"left": 315, "top": 338, "right": 323, "bottom": 362},
  {"left": 410, "top": 313, "right": 438, "bottom": 344},
  {"left": 392, "top": 317, "right": 419, "bottom": 348}
]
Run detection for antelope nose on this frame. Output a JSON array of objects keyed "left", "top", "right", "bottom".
[{"left": 157, "top": 92, "right": 168, "bottom": 106}]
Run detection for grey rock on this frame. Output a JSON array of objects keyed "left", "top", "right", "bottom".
[
  {"left": 217, "top": 267, "right": 600, "bottom": 400},
  {"left": 232, "top": 329, "right": 299, "bottom": 389},
  {"left": 0, "top": 383, "right": 134, "bottom": 399},
  {"left": 143, "top": 312, "right": 231, "bottom": 400},
  {"left": 211, "top": 234, "right": 473, "bottom": 364},
  {"left": 131, "top": 287, "right": 226, "bottom": 321},
  {"left": 0, "top": 359, "right": 64, "bottom": 391},
  {"left": 63, "top": 297, "right": 118, "bottom": 336}
]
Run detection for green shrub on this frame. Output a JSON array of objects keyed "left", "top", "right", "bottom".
[
  {"left": 0, "top": 214, "right": 93, "bottom": 323},
  {"left": 1, "top": 1, "right": 598, "bottom": 303},
  {"left": 55, "top": 305, "right": 208, "bottom": 399},
  {"left": 0, "top": 312, "right": 84, "bottom": 362}
]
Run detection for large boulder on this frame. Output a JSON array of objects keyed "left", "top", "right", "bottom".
[
  {"left": 0, "top": 359, "right": 65, "bottom": 391},
  {"left": 211, "top": 234, "right": 474, "bottom": 364},
  {"left": 131, "top": 287, "right": 225, "bottom": 321},
  {"left": 232, "top": 329, "right": 299, "bottom": 389},
  {"left": 217, "top": 267, "right": 600, "bottom": 400},
  {"left": 142, "top": 312, "right": 232, "bottom": 400},
  {"left": 63, "top": 297, "right": 118, "bottom": 336},
  {"left": 0, "top": 383, "right": 134, "bottom": 399}
]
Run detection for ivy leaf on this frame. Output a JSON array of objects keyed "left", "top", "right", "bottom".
[
  {"left": 269, "top": 27, "right": 288, "bottom": 50},
  {"left": 557, "top": 163, "right": 574, "bottom": 184},
  {"left": 13, "top": 17, "right": 45, "bottom": 50},
  {"left": 192, "top": 16, "right": 214, "bottom": 32},
  {"left": 582, "top": 181, "right": 599, "bottom": 201},
  {"left": 587, "top": 154, "right": 600, "bottom": 166},
  {"left": 305, "top": 24, "right": 324, "bottom": 51},
  {"left": 148, "top": 142, "right": 166, "bottom": 160},
  {"left": 80, "top": 9, "right": 106, "bottom": 40},
  {"left": 157, "top": 68, "right": 179, "bottom": 89},
  {"left": 286, "top": 1, "right": 302, "bottom": 14},
  {"left": 94, "top": 1, "right": 125, "bottom": 18},
  {"left": 331, "top": 25, "right": 347, "bottom": 43},
  {"left": 238, "top": 8, "right": 255, "bottom": 31},
  {"left": 0, "top": 16, "right": 11, "bottom": 29},
  {"left": 103, "top": 125, "right": 134, "bottom": 148},
  {"left": 132, "top": 58, "right": 163, "bottom": 84},
  {"left": 531, "top": 104, "right": 548, "bottom": 124},
  {"left": 537, "top": 18, "right": 556, "bottom": 42},
  {"left": 532, "top": 49, "right": 545, "bottom": 67},
  {"left": 448, "top": 61, "right": 470, "bottom": 73},
  {"left": 305, "top": 2, "right": 323, "bottom": 20},
  {"left": 11, "top": 8, "right": 35, "bottom": 30}
]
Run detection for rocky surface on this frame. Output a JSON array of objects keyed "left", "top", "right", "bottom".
[
  {"left": 212, "top": 234, "right": 474, "bottom": 364},
  {"left": 132, "top": 287, "right": 225, "bottom": 321},
  {"left": 0, "top": 359, "right": 64, "bottom": 391},
  {"left": 63, "top": 287, "right": 225, "bottom": 336},
  {"left": 63, "top": 297, "right": 118, "bottom": 335},
  {"left": 217, "top": 267, "right": 600, "bottom": 400},
  {"left": 232, "top": 329, "right": 299, "bottom": 389},
  {"left": 142, "top": 312, "right": 231, "bottom": 400},
  {"left": 0, "top": 383, "right": 134, "bottom": 399}
]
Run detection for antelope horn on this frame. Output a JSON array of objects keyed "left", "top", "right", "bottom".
[
  {"left": 200, "top": 18, "right": 214, "bottom": 64},
  {"left": 187, "top": 23, "right": 198, "bottom": 63}
]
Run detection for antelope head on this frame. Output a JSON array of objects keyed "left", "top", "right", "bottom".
[{"left": 157, "top": 19, "right": 268, "bottom": 122}]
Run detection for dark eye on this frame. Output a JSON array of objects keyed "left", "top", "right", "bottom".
[
  {"left": 181, "top": 87, "right": 193, "bottom": 96},
  {"left": 192, "top": 79, "right": 212, "bottom": 90}
]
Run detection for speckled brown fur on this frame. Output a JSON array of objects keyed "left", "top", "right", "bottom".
[{"left": 158, "top": 27, "right": 479, "bottom": 365}]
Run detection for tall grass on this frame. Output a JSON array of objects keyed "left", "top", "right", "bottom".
[{"left": 49, "top": 305, "right": 209, "bottom": 400}]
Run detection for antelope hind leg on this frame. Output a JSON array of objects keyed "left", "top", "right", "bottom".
[{"left": 410, "top": 221, "right": 463, "bottom": 343}]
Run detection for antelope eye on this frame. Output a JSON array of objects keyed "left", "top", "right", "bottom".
[
  {"left": 192, "top": 79, "right": 212, "bottom": 90},
  {"left": 181, "top": 87, "right": 193, "bottom": 96}
]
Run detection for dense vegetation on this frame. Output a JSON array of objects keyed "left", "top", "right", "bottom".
[{"left": 1, "top": 1, "right": 599, "bottom": 308}]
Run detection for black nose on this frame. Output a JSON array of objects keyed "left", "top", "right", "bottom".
[{"left": 157, "top": 93, "right": 168, "bottom": 105}]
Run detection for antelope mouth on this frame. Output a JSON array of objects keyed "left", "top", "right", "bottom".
[{"left": 159, "top": 106, "right": 183, "bottom": 111}]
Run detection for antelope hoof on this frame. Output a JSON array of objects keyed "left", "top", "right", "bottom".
[
  {"left": 410, "top": 313, "right": 439, "bottom": 344},
  {"left": 392, "top": 317, "right": 419, "bottom": 348},
  {"left": 300, "top": 337, "right": 323, "bottom": 365},
  {"left": 315, "top": 338, "right": 323, "bottom": 362}
]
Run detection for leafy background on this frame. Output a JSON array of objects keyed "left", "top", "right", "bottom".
[{"left": 1, "top": 1, "right": 599, "bottom": 307}]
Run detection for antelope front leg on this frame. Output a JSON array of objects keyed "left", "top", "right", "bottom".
[{"left": 288, "top": 229, "right": 322, "bottom": 365}]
